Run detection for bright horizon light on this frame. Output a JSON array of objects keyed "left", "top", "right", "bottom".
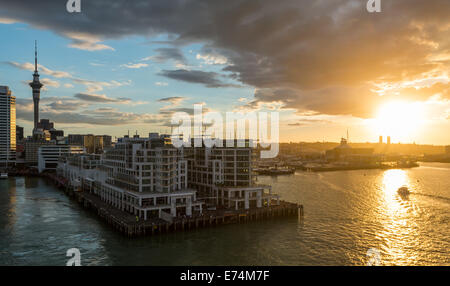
[{"left": 372, "top": 101, "right": 426, "bottom": 143}]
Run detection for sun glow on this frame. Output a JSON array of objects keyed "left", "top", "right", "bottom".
[{"left": 373, "top": 101, "right": 426, "bottom": 142}]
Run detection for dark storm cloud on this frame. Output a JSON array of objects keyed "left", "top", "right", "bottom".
[
  {"left": 46, "top": 101, "right": 85, "bottom": 110},
  {"left": 158, "top": 69, "right": 240, "bottom": 88},
  {"left": 157, "top": 96, "right": 185, "bottom": 103},
  {"left": 2, "top": 0, "right": 450, "bottom": 117},
  {"left": 146, "top": 48, "right": 187, "bottom": 64},
  {"left": 74, "top": 93, "right": 131, "bottom": 103}
]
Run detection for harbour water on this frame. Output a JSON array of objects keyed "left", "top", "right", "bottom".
[{"left": 1, "top": 162, "right": 449, "bottom": 266}]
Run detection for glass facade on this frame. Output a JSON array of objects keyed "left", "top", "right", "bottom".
[{"left": 0, "top": 86, "right": 16, "bottom": 167}]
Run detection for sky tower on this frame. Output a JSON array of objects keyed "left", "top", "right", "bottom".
[{"left": 29, "top": 40, "right": 43, "bottom": 131}]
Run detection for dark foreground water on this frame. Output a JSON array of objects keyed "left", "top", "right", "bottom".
[{"left": 1, "top": 163, "right": 449, "bottom": 266}]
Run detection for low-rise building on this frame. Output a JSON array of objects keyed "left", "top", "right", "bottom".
[
  {"left": 38, "top": 145, "right": 85, "bottom": 173},
  {"left": 25, "top": 140, "right": 53, "bottom": 165}
]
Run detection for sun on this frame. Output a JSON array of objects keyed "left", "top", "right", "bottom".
[{"left": 373, "top": 101, "right": 425, "bottom": 142}]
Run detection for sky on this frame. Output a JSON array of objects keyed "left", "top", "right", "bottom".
[{"left": 0, "top": 0, "right": 449, "bottom": 145}]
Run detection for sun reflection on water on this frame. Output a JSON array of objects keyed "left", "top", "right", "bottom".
[
  {"left": 382, "top": 169, "right": 409, "bottom": 195},
  {"left": 377, "top": 169, "right": 420, "bottom": 265},
  {"left": 381, "top": 169, "right": 412, "bottom": 227}
]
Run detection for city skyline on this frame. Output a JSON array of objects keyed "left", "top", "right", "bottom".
[
  {"left": 1, "top": 0, "right": 449, "bottom": 269},
  {"left": 0, "top": 1, "right": 449, "bottom": 145}
]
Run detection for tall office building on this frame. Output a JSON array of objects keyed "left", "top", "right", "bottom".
[
  {"left": 102, "top": 135, "right": 112, "bottom": 148},
  {"left": 29, "top": 41, "right": 43, "bottom": 131},
  {"left": 0, "top": 86, "right": 16, "bottom": 168},
  {"left": 16, "top": 126, "right": 24, "bottom": 142}
]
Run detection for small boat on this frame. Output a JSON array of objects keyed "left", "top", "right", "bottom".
[
  {"left": 397, "top": 186, "right": 410, "bottom": 196},
  {"left": 0, "top": 173, "right": 8, "bottom": 179}
]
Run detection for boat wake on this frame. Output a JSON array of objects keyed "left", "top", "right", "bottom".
[{"left": 411, "top": 193, "right": 450, "bottom": 203}]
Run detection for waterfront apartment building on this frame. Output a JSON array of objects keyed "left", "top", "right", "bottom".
[
  {"left": 185, "top": 139, "right": 279, "bottom": 210},
  {"left": 59, "top": 134, "right": 280, "bottom": 221},
  {"left": 60, "top": 135, "right": 204, "bottom": 221},
  {"left": 57, "top": 154, "right": 104, "bottom": 190},
  {"left": 99, "top": 135, "right": 203, "bottom": 220},
  {"left": 38, "top": 145, "right": 85, "bottom": 173},
  {"left": 0, "top": 86, "right": 16, "bottom": 168}
]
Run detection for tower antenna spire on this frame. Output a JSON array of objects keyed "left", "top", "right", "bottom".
[{"left": 34, "top": 40, "right": 38, "bottom": 73}]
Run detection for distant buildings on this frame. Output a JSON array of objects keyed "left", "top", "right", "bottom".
[
  {"left": 23, "top": 118, "right": 68, "bottom": 165},
  {"left": 83, "top": 135, "right": 102, "bottom": 154},
  {"left": 68, "top": 134, "right": 112, "bottom": 154},
  {"left": 68, "top": 134, "right": 83, "bottom": 145},
  {"left": 378, "top": 135, "right": 391, "bottom": 145},
  {"left": 50, "top": 129, "right": 64, "bottom": 141},
  {"left": 0, "top": 86, "right": 16, "bottom": 168},
  {"left": 16, "top": 126, "right": 24, "bottom": 142},
  {"left": 31, "top": 118, "right": 64, "bottom": 141},
  {"left": 325, "top": 138, "right": 376, "bottom": 163},
  {"left": 32, "top": 126, "right": 51, "bottom": 141},
  {"left": 419, "top": 145, "right": 450, "bottom": 163},
  {"left": 36, "top": 118, "right": 53, "bottom": 130}
]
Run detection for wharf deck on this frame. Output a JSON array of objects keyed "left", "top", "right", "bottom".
[{"left": 46, "top": 174, "right": 303, "bottom": 237}]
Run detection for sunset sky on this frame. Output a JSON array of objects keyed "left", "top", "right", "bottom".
[{"left": 0, "top": 0, "right": 449, "bottom": 144}]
